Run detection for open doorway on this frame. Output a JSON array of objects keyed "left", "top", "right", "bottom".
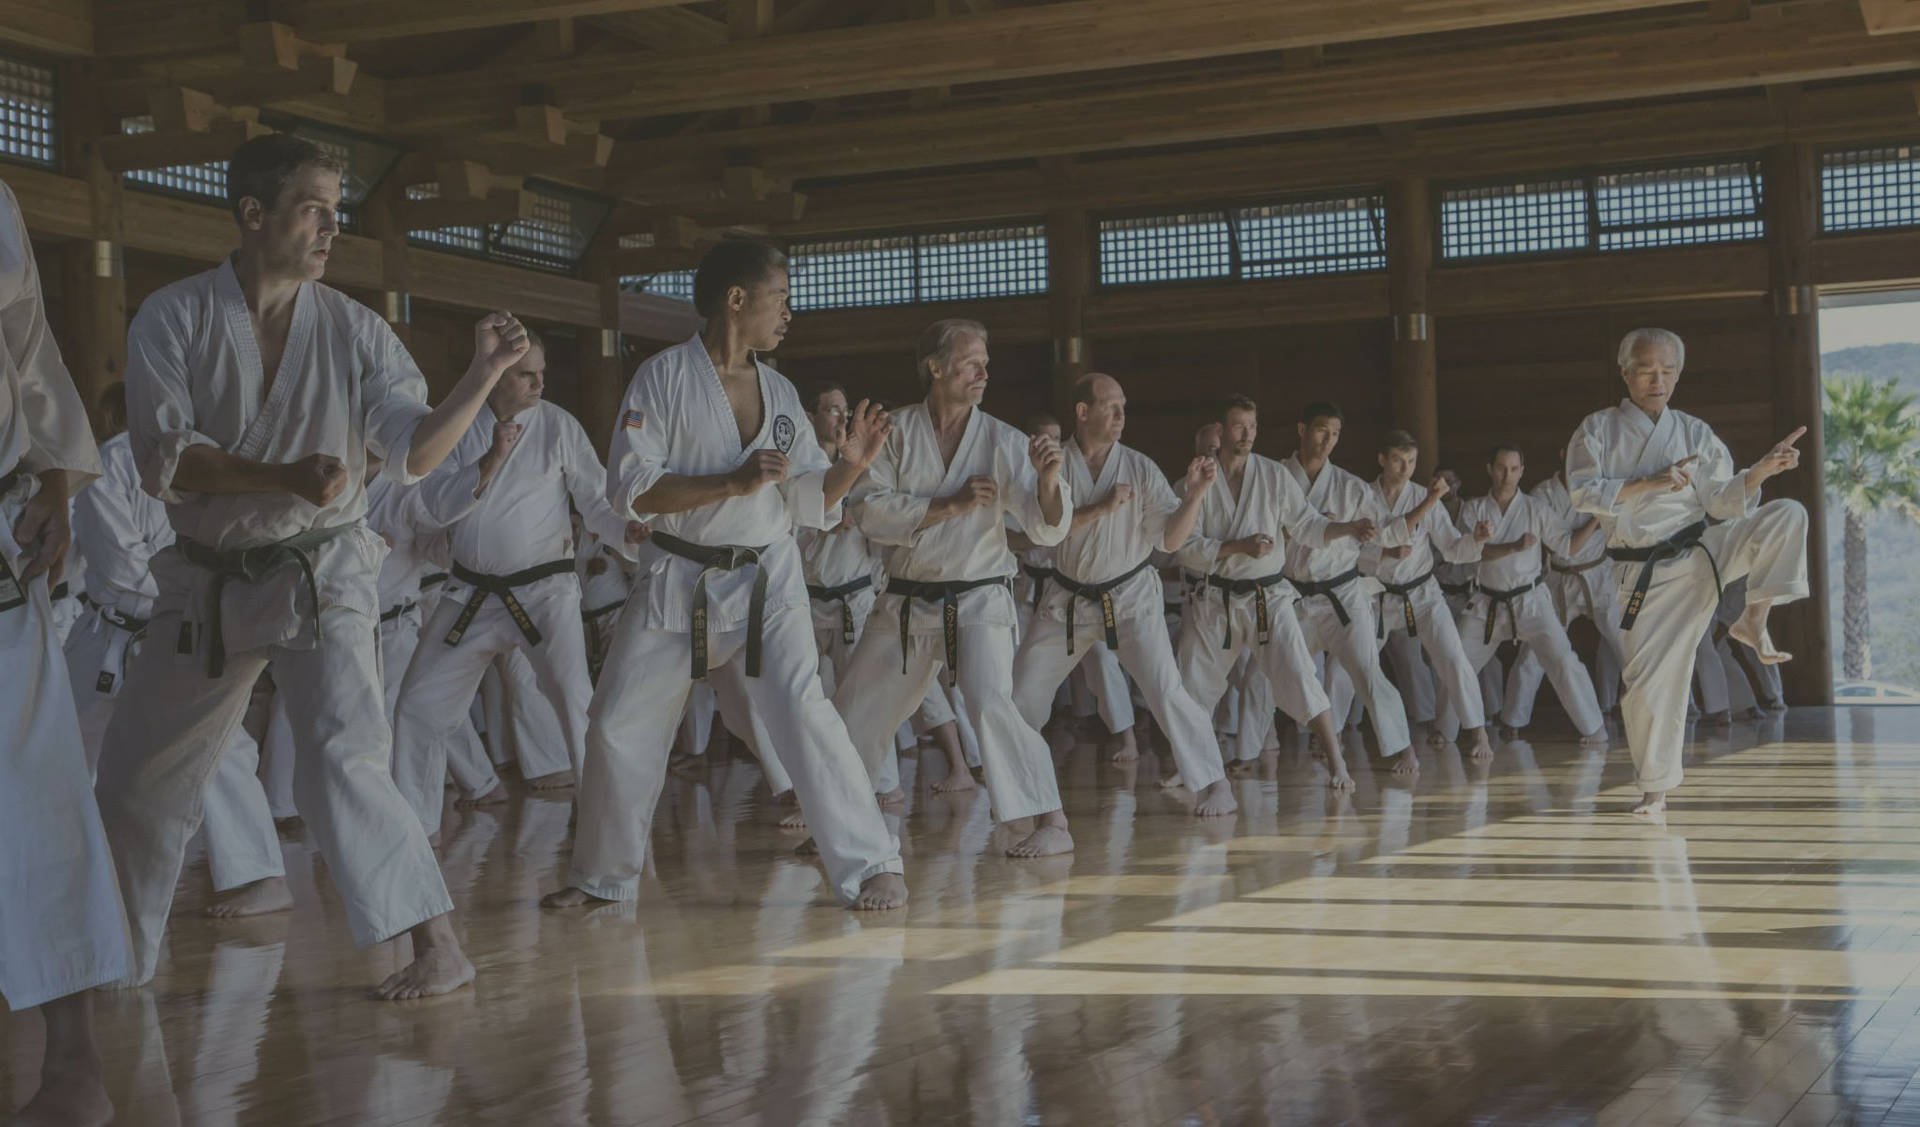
[{"left": 1820, "top": 289, "right": 1920, "bottom": 705}]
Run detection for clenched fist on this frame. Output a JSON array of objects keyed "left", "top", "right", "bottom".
[
  {"left": 473, "top": 310, "right": 531, "bottom": 376},
  {"left": 958, "top": 475, "right": 999, "bottom": 511},
  {"left": 1028, "top": 433, "right": 1063, "bottom": 479},
  {"left": 285, "top": 453, "right": 349, "bottom": 508},
  {"left": 732, "top": 449, "right": 790, "bottom": 494}
]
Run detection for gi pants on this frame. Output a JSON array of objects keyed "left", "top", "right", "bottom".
[
  {"left": 1377, "top": 580, "right": 1486, "bottom": 732},
  {"left": 1176, "top": 588, "right": 1332, "bottom": 740},
  {"left": 1458, "top": 585, "right": 1604, "bottom": 738},
  {"left": 97, "top": 605, "right": 453, "bottom": 984},
  {"left": 1294, "top": 584, "right": 1412, "bottom": 753},
  {"left": 570, "top": 601, "right": 902, "bottom": 905},
  {"left": 1617, "top": 499, "right": 1808, "bottom": 792},
  {"left": 1505, "top": 567, "right": 1626, "bottom": 723}
]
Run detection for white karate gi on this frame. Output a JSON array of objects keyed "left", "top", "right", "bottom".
[
  {"left": 832, "top": 402, "right": 1075, "bottom": 824},
  {"left": 1454, "top": 490, "right": 1605, "bottom": 737},
  {"left": 97, "top": 259, "right": 454, "bottom": 982},
  {"left": 1014, "top": 540, "right": 1134, "bottom": 733},
  {"left": 1567, "top": 399, "right": 1808, "bottom": 792},
  {"left": 1504, "top": 471, "right": 1627, "bottom": 722},
  {"left": 567, "top": 336, "right": 901, "bottom": 905},
  {"left": 1364, "top": 476, "right": 1487, "bottom": 732},
  {"left": 0, "top": 179, "right": 130, "bottom": 1009},
  {"left": 1011, "top": 440, "right": 1226, "bottom": 791},
  {"left": 578, "top": 529, "right": 633, "bottom": 679},
  {"left": 1279, "top": 455, "right": 1413, "bottom": 754},
  {"left": 1175, "top": 454, "right": 1335, "bottom": 735},
  {"left": 65, "top": 432, "right": 282, "bottom": 893},
  {"left": 391, "top": 400, "right": 620, "bottom": 834}
]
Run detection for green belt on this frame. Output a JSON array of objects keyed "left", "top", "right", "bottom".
[{"left": 177, "top": 524, "right": 354, "bottom": 678}]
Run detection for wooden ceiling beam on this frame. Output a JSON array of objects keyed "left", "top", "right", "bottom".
[
  {"left": 389, "top": 0, "right": 1697, "bottom": 131},
  {"left": 0, "top": 0, "right": 94, "bottom": 56},
  {"left": 614, "top": 1, "right": 1920, "bottom": 181},
  {"left": 93, "top": 115, "right": 272, "bottom": 173},
  {"left": 587, "top": 8, "right": 728, "bottom": 50},
  {"left": 1860, "top": 0, "right": 1920, "bottom": 32}
]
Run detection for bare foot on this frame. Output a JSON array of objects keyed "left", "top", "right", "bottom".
[
  {"left": 1158, "top": 771, "right": 1186, "bottom": 790},
  {"left": 1705, "top": 710, "right": 1733, "bottom": 729},
  {"left": 1392, "top": 749, "right": 1421, "bottom": 777},
  {"left": 1579, "top": 728, "right": 1610, "bottom": 748},
  {"left": 1730, "top": 604, "right": 1792, "bottom": 664},
  {"left": 1193, "top": 779, "right": 1238, "bottom": 818},
  {"left": 1631, "top": 791, "right": 1667, "bottom": 818},
  {"left": 1465, "top": 729, "right": 1494, "bottom": 761},
  {"left": 1424, "top": 725, "right": 1449, "bottom": 748},
  {"left": 372, "top": 916, "right": 474, "bottom": 1001},
  {"left": 455, "top": 781, "right": 509, "bottom": 808},
  {"left": 524, "top": 770, "right": 575, "bottom": 791},
  {"left": 779, "top": 790, "right": 801, "bottom": 807},
  {"left": 541, "top": 886, "right": 616, "bottom": 909},
  {"left": 931, "top": 769, "right": 977, "bottom": 794},
  {"left": 1106, "top": 729, "right": 1139, "bottom": 763},
  {"left": 205, "top": 876, "right": 292, "bottom": 918},
  {"left": 877, "top": 786, "right": 907, "bottom": 808},
  {"left": 1007, "top": 823, "right": 1074, "bottom": 858},
  {"left": 795, "top": 836, "right": 819, "bottom": 857},
  {"left": 852, "top": 872, "right": 908, "bottom": 911},
  {"left": 779, "top": 808, "right": 807, "bottom": 830},
  {"left": 15, "top": 1067, "right": 111, "bottom": 1127}
]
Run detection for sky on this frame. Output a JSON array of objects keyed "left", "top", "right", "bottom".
[{"left": 1821, "top": 295, "right": 1920, "bottom": 352}]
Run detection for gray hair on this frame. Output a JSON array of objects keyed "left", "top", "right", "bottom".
[
  {"left": 1616, "top": 327, "right": 1685, "bottom": 371},
  {"left": 914, "top": 318, "right": 987, "bottom": 388}
]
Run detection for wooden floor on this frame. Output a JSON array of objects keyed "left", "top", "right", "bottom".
[{"left": 10, "top": 708, "right": 1920, "bottom": 1126}]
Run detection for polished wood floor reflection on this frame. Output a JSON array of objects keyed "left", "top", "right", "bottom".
[{"left": 11, "top": 708, "right": 1920, "bottom": 1125}]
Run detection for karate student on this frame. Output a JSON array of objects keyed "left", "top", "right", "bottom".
[
  {"left": 1366, "top": 429, "right": 1497, "bottom": 765},
  {"left": 831, "top": 318, "right": 1079, "bottom": 858},
  {"left": 1455, "top": 445, "right": 1610, "bottom": 746},
  {"left": 390, "top": 330, "right": 641, "bottom": 835},
  {"left": 1279, "top": 401, "right": 1414, "bottom": 764},
  {"left": 546, "top": 240, "right": 907, "bottom": 911},
  {"left": 1010, "top": 372, "right": 1238, "bottom": 816},
  {"left": 1568, "top": 327, "right": 1808, "bottom": 814},
  {"left": 97, "top": 134, "right": 516, "bottom": 1000},
  {"left": 1, "top": 175, "right": 125, "bottom": 1127},
  {"left": 1175, "top": 395, "right": 1374, "bottom": 790},
  {"left": 67, "top": 382, "right": 289, "bottom": 917}
]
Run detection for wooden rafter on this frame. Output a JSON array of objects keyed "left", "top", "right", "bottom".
[{"left": 1860, "top": 0, "right": 1920, "bottom": 32}]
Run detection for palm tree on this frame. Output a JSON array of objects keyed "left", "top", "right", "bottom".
[{"left": 1823, "top": 376, "right": 1920, "bottom": 680}]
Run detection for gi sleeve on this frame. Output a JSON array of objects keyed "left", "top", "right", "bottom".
[
  {"left": 1428, "top": 504, "right": 1484, "bottom": 565},
  {"left": 1, "top": 184, "right": 98, "bottom": 484},
  {"left": 1003, "top": 431, "right": 1072, "bottom": 548},
  {"left": 1279, "top": 474, "right": 1334, "bottom": 551},
  {"left": 410, "top": 419, "right": 486, "bottom": 528},
  {"left": 562, "top": 412, "right": 636, "bottom": 553},
  {"left": 854, "top": 429, "right": 931, "bottom": 548},
  {"left": 126, "top": 295, "right": 216, "bottom": 504},
  {"left": 70, "top": 457, "right": 160, "bottom": 617},
  {"left": 1364, "top": 482, "right": 1413, "bottom": 549},
  {"left": 776, "top": 385, "right": 839, "bottom": 533},
  {"left": 607, "top": 361, "right": 672, "bottom": 524},
  {"left": 1699, "top": 430, "right": 1760, "bottom": 521},
  {"left": 363, "top": 322, "right": 433, "bottom": 484},
  {"left": 1139, "top": 459, "right": 1179, "bottom": 549},
  {"left": 1566, "top": 413, "right": 1626, "bottom": 518}
]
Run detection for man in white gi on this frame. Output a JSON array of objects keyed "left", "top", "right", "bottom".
[
  {"left": 1366, "top": 429, "right": 1496, "bottom": 765},
  {"left": 67, "top": 382, "right": 290, "bottom": 917},
  {"left": 1, "top": 175, "right": 124, "bottom": 1127},
  {"left": 831, "top": 318, "right": 1078, "bottom": 858},
  {"left": 391, "top": 331, "right": 640, "bottom": 836},
  {"left": 1456, "top": 445, "right": 1610, "bottom": 747},
  {"left": 1280, "top": 402, "right": 1415, "bottom": 765},
  {"left": 1011, "top": 372, "right": 1237, "bottom": 815},
  {"left": 546, "top": 240, "right": 908, "bottom": 911},
  {"left": 1568, "top": 327, "right": 1808, "bottom": 814},
  {"left": 97, "top": 134, "right": 519, "bottom": 1000},
  {"left": 1176, "top": 395, "right": 1373, "bottom": 790}
]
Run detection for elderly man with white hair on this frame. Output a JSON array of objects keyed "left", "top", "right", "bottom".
[{"left": 1567, "top": 327, "right": 1809, "bottom": 815}]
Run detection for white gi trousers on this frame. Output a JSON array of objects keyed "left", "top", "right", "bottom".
[
  {"left": 1177, "top": 585, "right": 1332, "bottom": 738},
  {"left": 1504, "top": 564, "right": 1627, "bottom": 724},
  {"left": 379, "top": 603, "right": 505, "bottom": 807},
  {"left": 1293, "top": 583, "right": 1412, "bottom": 753},
  {"left": 1617, "top": 499, "right": 1808, "bottom": 792},
  {"left": 570, "top": 601, "right": 903, "bottom": 905},
  {"left": 1218, "top": 650, "right": 1276, "bottom": 761},
  {"left": 1458, "top": 584, "right": 1604, "bottom": 738},
  {"left": 66, "top": 609, "right": 284, "bottom": 893},
  {"left": 835, "top": 598, "right": 1062, "bottom": 824},
  {"left": 392, "top": 580, "right": 591, "bottom": 835},
  {"left": 676, "top": 676, "right": 800, "bottom": 796},
  {"left": 96, "top": 605, "right": 454, "bottom": 982},
  {"left": 1068, "top": 645, "right": 1135, "bottom": 733},
  {"left": 1376, "top": 579, "right": 1486, "bottom": 731},
  {"left": 1013, "top": 610, "right": 1226, "bottom": 791},
  {"left": 1, "top": 507, "right": 131, "bottom": 1008},
  {"left": 815, "top": 588, "right": 977, "bottom": 790}
]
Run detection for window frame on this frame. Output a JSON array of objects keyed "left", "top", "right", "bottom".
[
  {"left": 1093, "top": 187, "right": 1390, "bottom": 291},
  {"left": 787, "top": 218, "right": 1051, "bottom": 312}
]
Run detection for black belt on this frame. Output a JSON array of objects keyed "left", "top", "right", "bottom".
[
  {"left": 420, "top": 571, "right": 449, "bottom": 591},
  {"left": 582, "top": 600, "right": 625, "bottom": 622},
  {"left": 1551, "top": 557, "right": 1607, "bottom": 575},
  {"left": 1439, "top": 577, "right": 1475, "bottom": 597},
  {"left": 808, "top": 574, "right": 873, "bottom": 645},
  {"left": 1607, "top": 519, "right": 1719, "bottom": 631},
  {"left": 1478, "top": 577, "right": 1540, "bottom": 645},
  {"left": 888, "top": 574, "right": 1011, "bottom": 675},
  {"left": 51, "top": 581, "right": 69, "bottom": 601},
  {"left": 651, "top": 531, "right": 769, "bottom": 679},
  {"left": 1051, "top": 558, "right": 1152, "bottom": 654},
  {"left": 0, "top": 464, "right": 21, "bottom": 497},
  {"left": 177, "top": 524, "right": 352, "bottom": 678},
  {"left": 1377, "top": 569, "right": 1434, "bottom": 639},
  {"left": 1204, "top": 569, "right": 1290, "bottom": 650},
  {"left": 380, "top": 601, "right": 415, "bottom": 624},
  {"left": 94, "top": 600, "right": 149, "bottom": 636},
  {"left": 1286, "top": 567, "right": 1362, "bottom": 628},
  {"left": 445, "top": 558, "right": 574, "bottom": 647},
  {"left": 1021, "top": 561, "right": 1055, "bottom": 612}
]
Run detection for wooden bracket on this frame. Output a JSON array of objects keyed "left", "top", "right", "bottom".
[
  {"left": 239, "top": 22, "right": 347, "bottom": 70},
  {"left": 396, "top": 189, "right": 537, "bottom": 231}
]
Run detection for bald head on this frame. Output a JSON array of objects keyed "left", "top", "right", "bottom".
[
  {"left": 1195, "top": 422, "right": 1222, "bottom": 458},
  {"left": 1072, "top": 371, "right": 1127, "bottom": 448}
]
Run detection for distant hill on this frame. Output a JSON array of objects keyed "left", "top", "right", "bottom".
[{"left": 1824, "top": 343, "right": 1920, "bottom": 395}]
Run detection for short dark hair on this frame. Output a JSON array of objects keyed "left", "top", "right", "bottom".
[
  {"left": 227, "top": 134, "right": 341, "bottom": 223},
  {"left": 1025, "top": 410, "right": 1061, "bottom": 435},
  {"left": 1220, "top": 394, "right": 1258, "bottom": 424},
  {"left": 1299, "top": 400, "right": 1343, "bottom": 427},
  {"left": 1380, "top": 428, "right": 1418, "bottom": 455},
  {"left": 1487, "top": 443, "right": 1524, "bottom": 465},
  {"left": 693, "top": 240, "right": 788, "bottom": 318},
  {"left": 800, "top": 379, "right": 846, "bottom": 413}
]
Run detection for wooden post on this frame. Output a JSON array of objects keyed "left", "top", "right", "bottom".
[
  {"left": 58, "top": 60, "right": 129, "bottom": 420},
  {"left": 1047, "top": 208, "right": 1090, "bottom": 422},
  {"left": 1386, "top": 177, "right": 1439, "bottom": 478},
  {"left": 578, "top": 269, "right": 627, "bottom": 461},
  {"left": 1764, "top": 142, "right": 1833, "bottom": 705}
]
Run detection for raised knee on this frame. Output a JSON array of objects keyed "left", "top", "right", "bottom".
[{"left": 1762, "top": 496, "right": 1807, "bottom": 528}]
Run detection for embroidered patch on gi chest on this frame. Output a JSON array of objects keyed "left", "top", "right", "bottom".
[{"left": 773, "top": 414, "right": 795, "bottom": 454}]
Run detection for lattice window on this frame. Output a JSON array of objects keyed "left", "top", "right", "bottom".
[
  {"left": 1595, "top": 161, "right": 1764, "bottom": 250},
  {"left": 916, "top": 224, "right": 1049, "bottom": 302},
  {"left": 404, "top": 183, "right": 485, "bottom": 253},
  {"left": 1234, "top": 194, "right": 1386, "bottom": 277},
  {"left": 620, "top": 270, "right": 696, "bottom": 302},
  {"left": 0, "top": 55, "right": 57, "bottom": 168},
  {"left": 1098, "top": 211, "right": 1232, "bottom": 286},
  {"left": 121, "top": 116, "right": 228, "bottom": 201},
  {"left": 790, "top": 235, "right": 916, "bottom": 309},
  {"left": 1823, "top": 144, "right": 1920, "bottom": 233},
  {"left": 788, "top": 223, "right": 1046, "bottom": 311},
  {"left": 1440, "top": 177, "right": 1587, "bottom": 259},
  {"left": 492, "top": 185, "right": 608, "bottom": 272}
]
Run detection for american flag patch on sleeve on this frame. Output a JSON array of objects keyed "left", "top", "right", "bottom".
[{"left": 623, "top": 409, "right": 646, "bottom": 431}]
